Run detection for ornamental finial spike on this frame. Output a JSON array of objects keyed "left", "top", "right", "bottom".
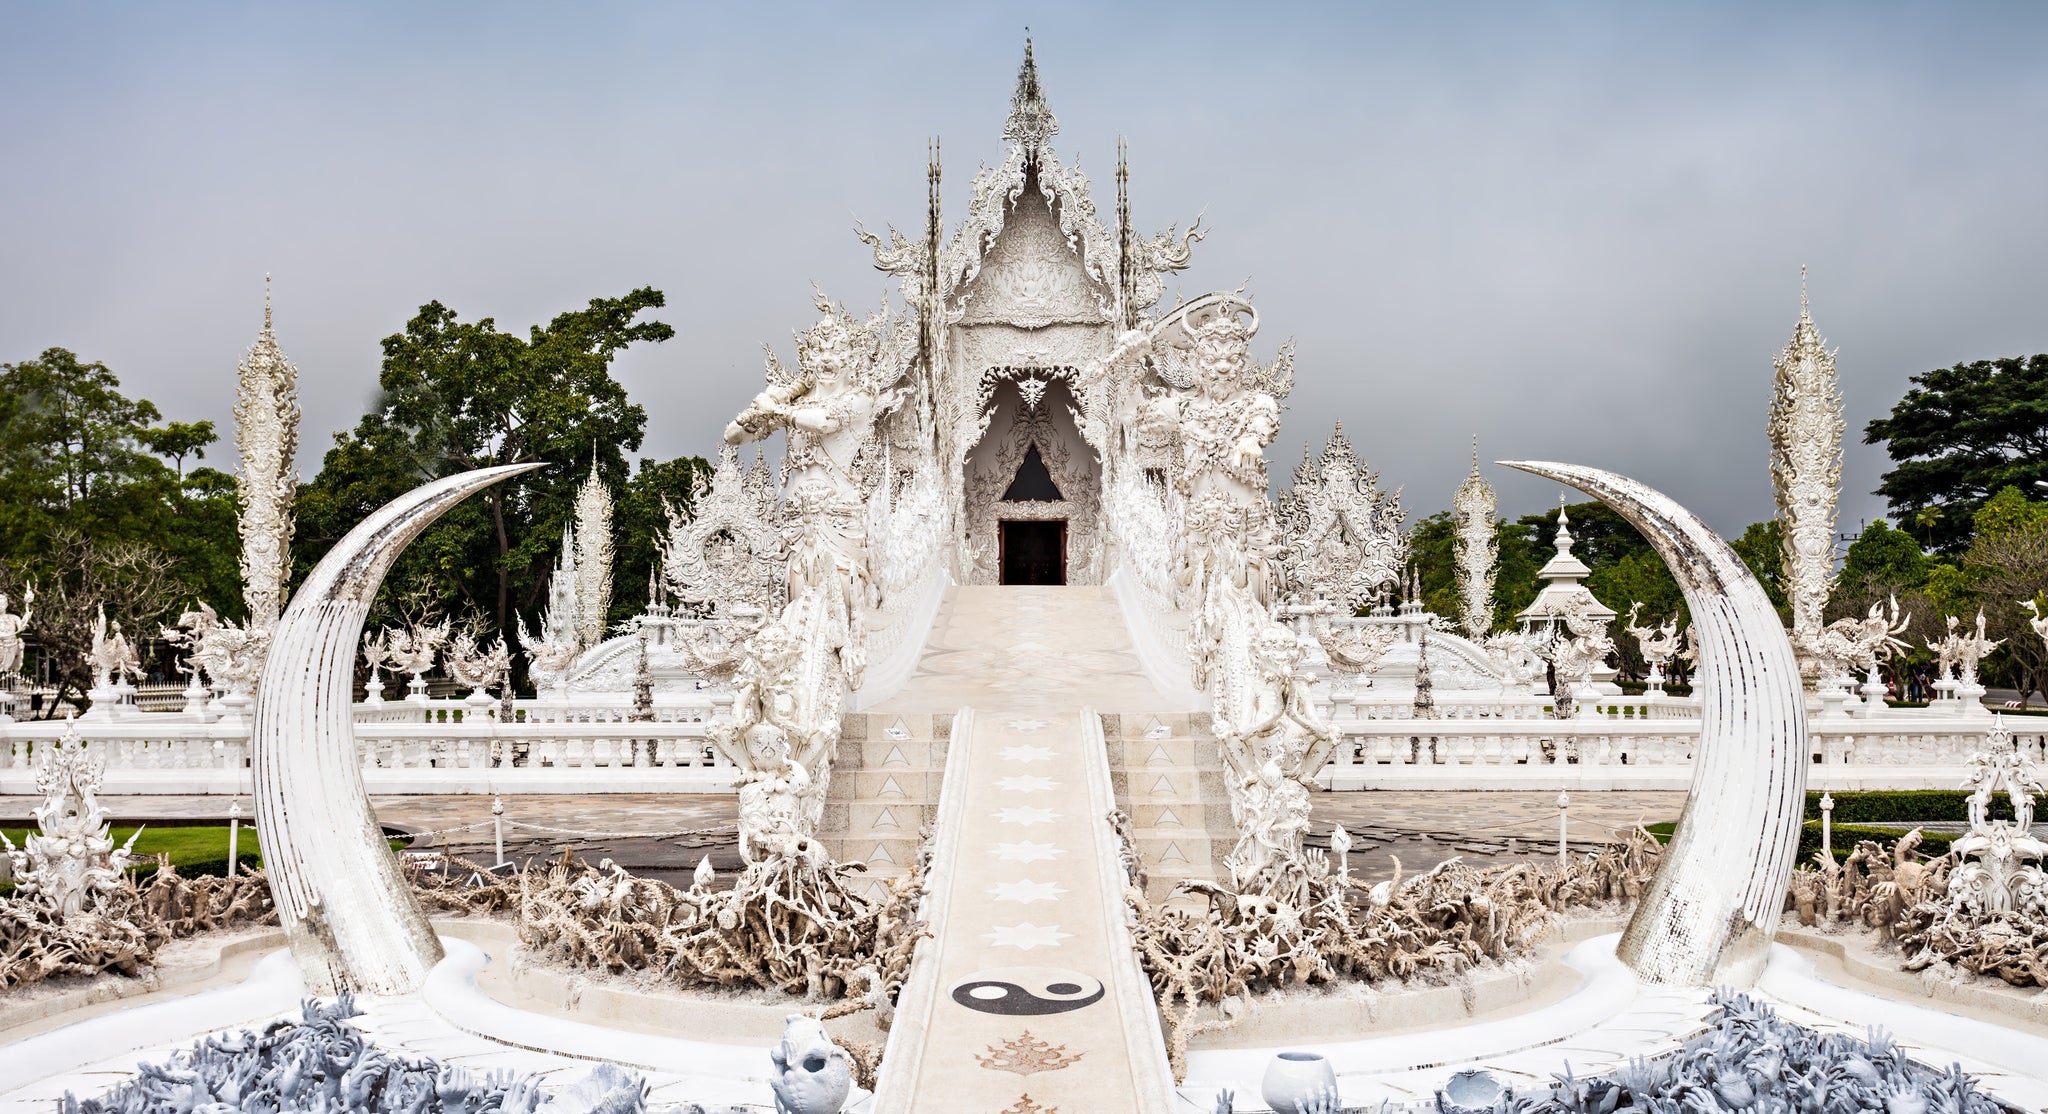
[
  {"left": 1002, "top": 32, "right": 1057, "bottom": 154},
  {"left": 263, "top": 273, "right": 273, "bottom": 333},
  {"left": 1799, "top": 263, "right": 1809, "bottom": 320}
]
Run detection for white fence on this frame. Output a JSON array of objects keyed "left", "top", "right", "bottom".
[
  {"left": 2, "top": 700, "right": 2038, "bottom": 796},
  {"left": 1316, "top": 709, "right": 2047, "bottom": 791},
  {"left": 0, "top": 718, "right": 737, "bottom": 796}
]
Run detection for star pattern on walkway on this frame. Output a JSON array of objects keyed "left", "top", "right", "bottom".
[
  {"left": 997, "top": 806, "right": 1059, "bottom": 827},
  {"left": 996, "top": 775, "right": 1057, "bottom": 794},
  {"left": 1005, "top": 719, "right": 1050, "bottom": 732},
  {"left": 986, "top": 879, "right": 1067, "bottom": 904},
  {"left": 992, "top": 840, "right": 1064, "bottom": 863},
  {"left": 999, "top": 745, "right": 1054, "bottom": 763},
  {"left": 983, "top": 922, "right": 1072, "bottom": 951}
]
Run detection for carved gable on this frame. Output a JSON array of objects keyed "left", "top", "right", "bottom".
[{"left": 957, "top": 184, "right": 1105, "bottom": 329}]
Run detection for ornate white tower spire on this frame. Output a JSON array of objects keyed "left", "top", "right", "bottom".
[
  {"left": 1768, "top": 266, "right": 1844, "bottom": 683},
  {"left": 572, "top": 461, "right": 614, "bottom": 648},
  {"left": 235, "top": 275, "right": 301, "bottom": 629},
  {"left": 1452, "top": 438, "right": 1498, "bottom": 639},
  {"left": 1001, "top": 34, "right": 1058, "bottom": 157}
]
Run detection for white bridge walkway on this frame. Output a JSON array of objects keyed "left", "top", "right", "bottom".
[{"left": 872, "top": 586, "right": 1179, "bottom": 1114}]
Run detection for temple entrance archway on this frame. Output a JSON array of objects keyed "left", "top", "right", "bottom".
[
  {"left": 1000, "top": 519, "right": 1067, "bottom": 584},
  {"left": 961, "top": 376, "right": 1101, "bottom": 584}
]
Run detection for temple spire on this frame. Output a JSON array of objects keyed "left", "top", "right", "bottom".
[{"left": 1002, "top": 34, "right": 1058, "bottom": 157}]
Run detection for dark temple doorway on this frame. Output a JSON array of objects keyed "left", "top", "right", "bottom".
[{"left": 1000, "top": 520, "right": 1067, "bottom": 585}]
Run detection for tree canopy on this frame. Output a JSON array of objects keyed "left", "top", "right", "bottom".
[
  {"left": 1864, "top": 354, "right": 2048, "bottom": 554},
  {"left": 0, "top": 348, "right": 241, "bottom": 708},
  {"left": 293, "top": 289, "right": 674, "bottom": 634}
]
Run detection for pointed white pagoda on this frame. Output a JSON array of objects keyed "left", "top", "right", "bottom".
[
  {"left": 235, "top": 277, "right": 301, "bottom": 630},
  {"left": 1452, "top": 439, "right": 1498, "bottom": 640},
  {"left": 1517, "top": 497, "right": 1619, "bottom": 691},
  {"left": 1768, "top": 267, "right": 1844, "bottom": 685},
  {"left": 572, "top": 464, "right": 613, "bottom": 647}
]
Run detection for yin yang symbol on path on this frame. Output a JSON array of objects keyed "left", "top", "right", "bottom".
[{"left": 950, "top": 967, "right": 1105, "bottom": 1015}]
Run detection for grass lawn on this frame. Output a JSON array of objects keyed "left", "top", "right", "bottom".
[{"left": 1, "top": 826, "right": 410, "bottom": 893}]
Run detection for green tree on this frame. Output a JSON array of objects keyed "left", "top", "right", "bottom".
[
  {"left": 1834, "top": 519, "right": 1928, "bottom": 599},
  {"left": 295, "top": 289, "right": 673, "bottom": 632},
  {"left": 1728, "top": 520, "right": 1789, "bottom": 617},
  {"left": 611, "top": 454, "right": 711, "bottom": 626},
  {"left": 1864, "top": 354, "right": 2048, "bottom": 554},
  {"left": 0, "top": 349, "right": 241, "bottom": 703},
  {"left": 1959, "top": 487, "right": 2048, "bottom": 704},
  {"left": 1408, "top": 511, "right": 1458, "bottom": 619}
]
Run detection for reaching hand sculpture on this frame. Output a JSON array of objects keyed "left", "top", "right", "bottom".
[
  {"left": 1504, "top": 461, "right": 1806, "bottom": 988},
  {"left": 253, "top": 463, "right": 540, "bottom": 994}
]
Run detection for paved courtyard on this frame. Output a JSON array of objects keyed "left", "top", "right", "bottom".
[{"left": 32, "top": 787, "right": 1690, "bottom": 891}]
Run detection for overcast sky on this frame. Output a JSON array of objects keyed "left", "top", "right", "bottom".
[{"left": 4, "top": 3, "right": 2044, "bottom": 539}]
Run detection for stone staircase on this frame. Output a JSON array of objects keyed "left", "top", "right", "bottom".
[
  {"left": 1103, "top": 711, "right": 1231, "bottom": 904},
  {"left": 819, "top": 712, "right": 950, "bottom": 901}
]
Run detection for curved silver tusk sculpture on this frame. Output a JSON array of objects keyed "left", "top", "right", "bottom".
[
  {"left": 1501, "top": 461, "right": 1806, "bottom": 988},
  {"left": 252, "top": 464, "right": 543, "bottom": 994}
]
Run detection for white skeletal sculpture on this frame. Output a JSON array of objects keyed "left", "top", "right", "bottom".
[
  {"left": 447, "top": 629, "right": 510, "bottom": 700},
  {"left": 718, "top": 294, "right": 913, "bottom": 856},
  {"left": 0, "top": 718, "right": 141, "bottom": 919},
  {"left": 1808, "top": 596, "right": 1910, "bottom": 688},
  {"left": 1625, "top": 602, "right": 1684, "bottom": 690},
  {"left": 1452, "top": 445, "right": 1498, "bottom": 640},
  {"left": 1307, "top": 609, "right": 1398, "bottom": 678},
  {"left": 185, "top": 610, "right": 270, "bottom": 706},
  {"left": 662, "top": 444, "right": 786, "bottom": 619},
  {"left": 1768, "top": 274, "right": 1843, "bottom": 686},
  {"left": 1948, "top": 715, "right": 2048, "bottom": 917},
  {"left": 234, "top": 281, "right": 301, "bottom": 631},
  {"left": 385, "top": 619, "right": 448, "bottom": 694},
  {"left": 89, "top": 606, "right": 141, "bottom": 690},
  {"left": 1481, "top": 631, "right": 1544, "bottom": 695},
  {"left": 1546, "top": 594, "right": 1616, "bottom": 698},
  {"left": 0, "top": 586, "right": 34, "bottom": 678},
  {"left": 572, "top": 466, "right": 614, "bottom": 649},
  {"left": 1274, "top": 424, "right": 1406, "bottom": 611}
]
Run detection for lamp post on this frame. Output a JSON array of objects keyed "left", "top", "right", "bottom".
[{"left": 1819, "top": 792, "right": 1834, "bottom": 861}]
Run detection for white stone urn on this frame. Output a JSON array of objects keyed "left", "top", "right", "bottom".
[
  {"left": 1437, "top": 1068, "right": 1511, "bottom": 1113},
  {"left": 1261, "top": 1051, "right": 1337, "bottom": 1114}
]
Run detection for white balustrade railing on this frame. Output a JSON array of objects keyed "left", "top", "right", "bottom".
[
  {"left": 353, "top": 695, "right": 720, "bottom": 725},
  {"left": 4, "top": 704, "right": 2041, "bottom": 795},
  {"left": 1315, "top": 709, "right": 2048, "bottom": 789},
  {"left": 0, "top": 718, "right": 736, "bottom": 795}
]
